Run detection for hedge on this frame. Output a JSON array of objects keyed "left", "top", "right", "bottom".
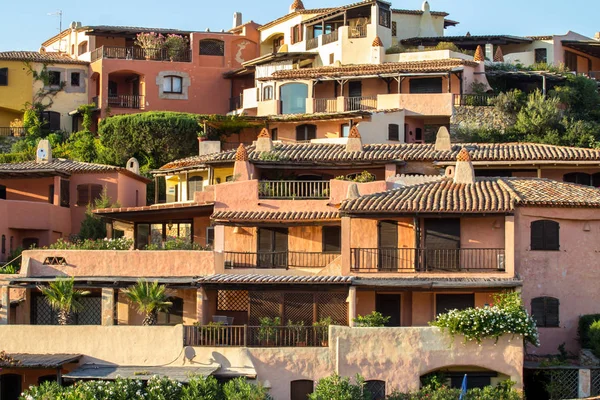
[{"left": 579, "top": 314, "right": 600, "bottom": 348}]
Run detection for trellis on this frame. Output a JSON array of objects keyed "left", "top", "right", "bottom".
[
  {"left": 592, "top": 368, "right": 600, "bottom": 396},
  {"left": 217, "top": 290, "right": 249, "bottom": 312}
]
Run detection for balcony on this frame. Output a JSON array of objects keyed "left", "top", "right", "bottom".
[
  {"left": 224, "top": 251, "right": 340, "bottom": 269},
  {"left": 322, "top": 31, "right": 339, "bottom": 45},
  {"left": 1, "top": 201, "right": 71, "bottom": 232},
  {"left": 314, "top": 98, "right": 338, "bottom": 113},
  {"left": 0, "top": 127, "right": 25, "bottom": 137},
  {"left": 229, "top": 95, "right": 242, "bottom": 111},
  {"left": 306, "top": 37, "right": 319, "bottom": 51},
  {"left": 350, "top": 248, "right": 506, "bottom": 273},
  {"left": 348, "top": 25, "right": 367, "bottom": 38},
  {"left": 377, "top": 93, "right": 454, "bottom": 116},
  {"left": 108, "top": 94, "right": 144, "bottom": 109},
  {"left": 184, "top": 325, "right": 328, "bottom": 347},
  {"left": 258, "top": 180, "right": 330, "bottom": 199},
  {"left": 345, "top": 95, "right": 377, "bottom": 111},
  {"left": 91, "top": 46, "right": 192, "bottom": 63}
]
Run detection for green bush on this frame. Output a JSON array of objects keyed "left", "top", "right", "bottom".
[
  {"left": 309, "top": 374, "right": 370, "bottom": 400},
  {"left": 387, "top": 379, "right": 521, "bottom": 400},
  {"left": 180, "top": 375, "right": 222, "bottom": 400},
  {"left": 353, "top": 311, "right": 390, "bottom": 327},
  {"left": 515, "top": 90, "right": 562, "bottom": 138},
  {"left": 222, "top": 377, "right": 272, "bottom": 400},
  {"left": 588, "top": 320, "right": 600, "bottom": 358},
  {"left": 145, "top": 376, "right": 183, "bottom": 400},
  {"left": 492, "top": 90, "right": 526, "bottom": 114},
  {"left": 47, "top": 237, "right": 133, "bottom": 250},
  {"left": 578, "top": 314, "right": 600, "bottom": 348}
]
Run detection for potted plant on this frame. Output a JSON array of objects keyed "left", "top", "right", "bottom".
[
  {"left": 352, "top": 311, "right": 391, "bottom": 327},
  {"left": 313, "top": 316, "right": 333, "bottom": 346},
  {"left": 135, "top": 32, "right": 165, "bottom": 60},
  {"left": 164, "top": 34, "right": 189, "bottom": 61},
  {"left": 287, "top": 320, "right": 306, "bottom": 346},
  {"left": 258, "top": 316, "right": 281, "bottom": 346}
]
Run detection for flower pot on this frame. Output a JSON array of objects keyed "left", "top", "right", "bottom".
[
  {"left": 296, "top": 341, "right": 307, "bottom": 347},
  {"left": 321, "top": 340, "right": 328, "bottom": 347}
]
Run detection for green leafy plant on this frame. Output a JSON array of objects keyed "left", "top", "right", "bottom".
[
  {"left": 135, "top": 32, "right": 165, "bottom": 59},
  {"left": 313, "top": 316, "right": 334, "bottom": 345},
  {"left": 258, "top": 316, "right": 281, "bottom": 344},
  {"left": 589, "top": 320, "right": 600, "bottom": 358},
  {"left": 145, "top": 375, "right": 183, "bottom": 400},
  {"left": 309, "top": 374, "right": 370, "bottom": 400},
  {"left": 334, "top": 171, "right": 375, "bottom": 183},
  {"left": 222, "top": 377, "right": 272, "bottom": 400},
  {"left": 515, "top": 90, "right": 563, "bottom": 138},
  {"left": 164, "top": 34, "right": 189, "bottom": 61},
  {"left": 353, "top": 311, "right": 390, "bottom": 327},
  {"left": 38, "top": 277, "right": 90, "bottom": 325},
  {"left": 492, "top": 89, "right": 526, "bottom": 114},
  {"left": 181, "top": 375, "right": 223, "bottom": 400},
  {"left": 47, "top": 237, "right": 133, "bottom": 250},
  {"left": 578, "top": 314, "right": 600, "bottom": 348},
  {"left": 123, "top": 280, "right": 172, "bottom": 326}
]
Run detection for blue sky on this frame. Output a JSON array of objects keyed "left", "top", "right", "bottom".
[{"left": 1, "top": 0, "right": 598, "bottom": 51}]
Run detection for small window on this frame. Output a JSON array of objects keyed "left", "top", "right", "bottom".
[
  {"left": 187, "top": 176, "right": 203, "bottom": 201},
  {"left": 530, "top": 220, "right": 560, "bottom": 251},
  {"left": 329, "top": 53, "right": 335, "bottom": 64},
  {"left": 199, "top": 39, "right": 224, "bottom": 56},
  {"left": 76, "top": 184, "right": 103, "bottom": 206},
  {"left": 0, "top": 68, "right": 8, "bottom": 86},
  {"left": 48, "top": 71, "right": 61, "bottom": 86},
  {"left": 270, "top": 128, "right": 278, "bottom": 140},
  {"left": 296, "top": 124, "right": 316, "bottom": 141},
  {"left": 365, "top": 380, "right": 386, "bottom": 400},
  {"left": 41, "top": 111, "right": 61, "bottom": 131},
  {"left": 531, "top": 297, "right": 559, "bottom": 327},
  {"left": 163, "top": 76, "right": 183, "bottom": 94},
  {"left": 291, "top": 24, "right": 303, "bottom": 44},
  {"left": 322, "top": 226, "right": 341, "bottom": 253},
  {"left": 263, "top": 85, "right": 273, "bottom": 101},
  {"left": 48, "top": 184, "right": 54, "bottom": 204},
  {"left": 535, "top": 48, "right": 548, "bottom": 64},
  {"left": 1, "top": 235, "right": 5, "bottom": 254},
  {"left": 290, "top": 380, "right": 314, "bottom": 400},
  {"left": 78, "top": 41, "right": 88, "bottom": 55},
  {"left": 388, "top": 124, "right": 399, "bottom": 141},
  {"left": 9, "top": 236, "right": 13, "bottom": 253},
  {"left": 70, "top": 72, "right": 80, "bottom": 87},
  {"left": 225, "top": 175, "right": 234, "bottom": 182},
  {"left": 206, "top": 226, "right": 214, "bottom": 247},
  {"left": 379, "top": 8, "right": 391, "bottom": 28},
  {"left": 341, "top": 123, "right": 350, "bottom": 138},
  {"left": 391, "top": 21, "right": 397, "bottom": 37},
  {"left": 563, "top": 172, "right": 591, "bottom": 186}
]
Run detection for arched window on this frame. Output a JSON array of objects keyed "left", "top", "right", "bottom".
[
  {"left": 563, "top": 172, "right": 591, "bottom": 186},
  {"left": 280, "top": 83, "right": 308, "bottom": 114},
  {"left": 530, "top": 220, "right": 560, "bottom": 251},
  {"left": 531, "top": 297, "right": 559, "bottom": 327},
  {"left": 365, "top": 380, "right": 386, "bottom": 400},
  {"left": 76, "top": 184, "right": 103, "bottom": 206},
  {"left": 199, "top": 39, "right": 224, "bottom": 56},
  {"left": 263, "top": 85, "right": 274, "bottom": 101},
  {"left": 296, "top": 124, "right": 316, "bottom": 141},
  {"left": 187, "top": 176, "right": 204, "bottom": 201},
  {"left": 163, "top": 76, "right": 183, "bottom": 94},
  {"left": 290, "top": 380, "right": 314, "bottom": 400}
]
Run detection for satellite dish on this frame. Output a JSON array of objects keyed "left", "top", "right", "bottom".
[{"left": 184, "top": 346, "right": 196, "bottom": 361}]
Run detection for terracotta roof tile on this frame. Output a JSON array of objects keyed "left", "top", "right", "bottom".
[
  {"left": 372, "top": 36, "right": 383, "bottom": 47},
  {"left": 290, "top": 0, "right": 305, "bottom": 10},
  {"left": 474, "top": 45, "right": 485, "bottom": 61},
  {"left": 211, "top": 210, "right": 340, "bottom": 222},
  {"left": 258, "top": 8, "right": 338, "bottom": 31},
  {"left": 94, "top": 202, "right": 213, "bottom": 214},
  {"left": 391, "top": 8, "right": 449, "bottom": 17},
  {"left": 196, "top": 274, "right": 353, "bottom": 284},
  {"left": 0, "top": 51, "right": 89, "bottom": 65}
]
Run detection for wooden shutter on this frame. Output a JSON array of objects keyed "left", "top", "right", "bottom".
[
  {"left": 544, "top": 220, "right": 560, "bottom": 250},
  {"left": 409, "top": 78, "right": 443, "bottom": 94},
  {"left": 77, "top": 185, "right": 89, "bottom": 206},
  {"left": 322, "top": 226, "right": 341, "bottom": 253},
  {"left": 0, "top": 68, "right": 7, "bottom": 86},
  {"left": 0, "top": 185, "right": 6, "bottom": 200},
  {"left": 60, "top": 179, "right": 70, "bottom": 207},
  {"left": 531, "top": 297, "right": 546, "bottom": 327},
  {"left": 530, "top": 220, "right": 545, "bottom": 250},
  {"left": 90, "top": 184, "right": 103, "bottom": 203},
  {"left": 307, "top": 124, "right": 316, "bottom": 140},
  {"left": 290, "top": 26, "right": 295, "bottom": 44},
  {"left": 545, "top": 297, "right": 560, "bottom": 327},
  {"left": 388, "top": 124, "right": 399, "bottom": 141}
]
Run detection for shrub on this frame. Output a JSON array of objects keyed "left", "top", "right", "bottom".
[
  {"left": 180, "top": 375, "right": 222, "bottom": 400},
  {"left": 145, "top": 376, "right": 183, "bottom": 400},
  {"left": 514, "top": 90, "right": 562, "bottom": 137},
  {"left": 222, "top": 377, "right": 272, "bottom": 400},
  {"left": 334, "top": 171, "right": 375, "bottom": 183},
  {"left": 431, "top": 291, "right": 539, "bottom": 346},
  {"left": 387, "top": 379, "right": 521, "bottom": 400},
  {"left": 589, "top": 320, "right": 600, "bottom": 358},
  {"left": 578, "top": 314, "right": 600, "bottom": 348},
  {"left": 48, "top": 237, "right": 133, "bottom": 250},
  {"left": 19, "top": 380, "right": 64, "bottom": 399},
  {"left": 353, "top": 311, "right": 390, "bottom": 327},
  {"left": 492, "top": 90, "right": 526, "bottom": 114},
  {"left": 309, "top": 374, "right": 370, "bottom": 400}
]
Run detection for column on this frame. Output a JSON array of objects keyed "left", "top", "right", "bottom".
[
  {"left": 347, "top": 286, "right": 357, "bottom": 327},
  {"left": 579, "top": 369, "right": 591, "bottom": 398},
  {"left": 0, "top": 286, "right": 10, "bottom": 325},
  {"left": 101, "top": 287, "right": 115, "bottom": 326},
  {"left": 504, "top": 215, "right": 515, "bottom": 276},
  {"left": 196, "top": 287, "right": 208, "bottom": 325}
]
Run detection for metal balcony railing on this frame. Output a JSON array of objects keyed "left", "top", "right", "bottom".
[
  {"left": 223, "top": 251, "right": 340, "bottom": 269},
  {"left": 184, "top": 325, "right": 329, "bottom": 347},
  {"left": 345, "top": 96, "right": 377, "bottom": 111},
  {"left": 453, "top": 94, "right": 497, "bottom": 107},
  {"left": 314, "top": 98, "right": 338, "bottom": 113},
  {"left": 107, "top": 95, "right": 144, "bottom": 109},
  {"left": 91, "top": 46, "right": 192, "bottom": 62},
  {"left": 350, "top": 248, "right": 506, "bottom": 272},
  {"left": 258, "top": 180, "right": 330, "bottom": 199},
  {"left": 348, "top": 25, "right": 367, "bottom": 38}
]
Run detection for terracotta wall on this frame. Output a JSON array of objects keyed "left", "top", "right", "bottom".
[{"left": 0, "top": 177, "right": 54, "bottom": 202}]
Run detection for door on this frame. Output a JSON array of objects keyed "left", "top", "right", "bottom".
[
  {"left": 291, "top": 380, "right": 314, "bottom": 400},
  {"left": 348, "top": 81, "right": 362, "bottom": 111},
  {"left": 22, "top": 238, "right": 39, "bottom": 250},
  {"left": 424, "top": 218, "right": 460, "bottom": 271},
  {"left": 376, "top": 294, "right": 401, "bottom": 327},
  {"left": 258, "top": 228, "right": 288, "bottom": 268},
  {"left": 378, "top": 221, "right": 398, "bottom": 271},
  {"left": 0, "top": 374, "right": 22, "bottom": 400}
]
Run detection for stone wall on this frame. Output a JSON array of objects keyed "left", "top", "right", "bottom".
[
  {"left": 0, "top": 136, "right": 20, "bottom": 153},
  {"left": 580, "top": 348, "right": 600, "bottom": 367},
  {"left": 450, "top": 106, "right": 516, "bottom": 134}
]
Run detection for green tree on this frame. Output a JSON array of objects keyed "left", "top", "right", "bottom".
[
  {"left": 515, "top": 90, "right": 562, "bottom": 139},
  {"left": 222, "top": 377, "right": 272, "bottom": 400},
  {"left": 38, "top": 277, "right": 90, "bottom": 325},
  {"left": 123, "top": 280, "right": 172, "bottom": 326},
  {"left": 79, "top": 187, "right": 120, "bottom": 240},
  {"left": 181, "top": 375, "right": 223, "bottom": 400},
  {"left": 552, "top": 74, "right": 600, "bottom": 120},
  {"left": 310, "top": 374, "right": 371, "bottom": 400}
]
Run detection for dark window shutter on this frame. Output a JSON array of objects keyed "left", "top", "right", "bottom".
[
  {"left": 0, "top": 68, "right": 8, "bottom": 86},
  {"left": 531, "top": 297, "right": 559, "bottom": 327},
  {"left": 545, "top": 297, "right": 560, "bottom": 327},
  {"left": 531, "top": 297, "right": 546, "bottom": 327},
  {"left": 48, "top": 185, "right": 54, "bottom": 204},
  {"left": 543, "top": 220, "right": 560, "bottom": 250},
  {"left": 409, "top": 78, "right": 443, "bottom": 94},
  {"left": 388, "top": 124, "right": 399, "bottom": 141},
  {"left": 77, "top": 185, "right": 89, "bottom": 206},
  {"left": 291, "top": 380, "right": 314, "bottom": 400},
  {"left": 0, "top": 185, "right": 6, "bottom": 200},
  {"left": 60, "top": 179, "right": 70, "bottom": 207},
  {"left": 322, "top": 226, "right": 341, "bottom": 253},
  {"left": 90, "top": 184, "right": 103, "bottom": 204},
  {"left": 307, "top": 124, "right": 316, "bottom": 140}
]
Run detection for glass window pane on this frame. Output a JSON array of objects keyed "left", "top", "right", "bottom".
[
  {"left": 164, "top": 78, "right": 172, "bottom": 92},
  {"left": 173, "top": 77, "right": 182, "bottom": 93},
  {"left": 151, "top": 224, "right": 163, "bottom": 246},
  {"left": 179, "top": 223, "right": 192, "bottom": 240},
  {"left": 136, "top": 224, "right": 150, "bottom": 250}
]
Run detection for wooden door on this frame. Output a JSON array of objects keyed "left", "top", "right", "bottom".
[
  {"left": 376, "top": 294, "right": 401, "bottom": 327},
  {"left": 424, "top": 218, "right": 460, "bottom": 271},
  {"left": 378, "top": 221, "right": 398, "bottom": 271}
]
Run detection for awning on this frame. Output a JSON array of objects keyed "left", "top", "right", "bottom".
[
  {"left": 1, "top": 353, "right": 81, "bottom": 368},
  {"left": 353, "top": 277, "right": 523, "bottom": 289},
  {"left": 196, "top": 274, "right": 354, "bottom": 285},
  {"left": 64, "top": 364, "right": 219, "bottom": 382},
  {"left": 562, "top": 40, "right": 600, "bottom": 59},
  {"left": 9, "top": 276, "right": 197, "bottom": 288}
]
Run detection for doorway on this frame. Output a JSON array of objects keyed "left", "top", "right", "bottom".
[
  {"left": 0, "top": 374, "right": 22, "bottom": 400},
  {"left": 376, "top": 294, "right": 401, "bottom": 326},
  {"left": 423, "top": 218, "right": 460, "bottom": 271},
  {"left": 257, "top": 228, "right": 288, "bottom": 268},
  {"left": 378, "top": 220, "right": 398, "bottom": 271}
]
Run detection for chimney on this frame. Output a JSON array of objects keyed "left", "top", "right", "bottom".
[
  {"left": 289, "top": 0, "right": 305, "bottom": 13},
  {"left": 453, "top": 148, "right": 475, "bottom": 185},
  {"left": 233, "top": 144, "right": 252, "bottom": 181},
  {"left": 473, "top": 45, "right": 485, "bottom": 62},
  {"left": 233, "top": 12, "right": 242, "bottom": 29},
  {"left": 434, "top": 126, "right": 451, "bottom": 151},
  {"left": 371, "top": 36, "right": 384, "bottom": 64},
  {"left": 595, "top": 32, "right": 600, "bottom": 41},
  {"left": 255, "top": 128, "right": 273, "bottom": 152},
  {"left": 126, "top": 157, "right": 140, "bottom": 175},
  {"left": 345, "top": 126, "right": 363, "bottom": 152},
  {"left": 36, "top": 139, "right": 52, "bottom": 163},
  {"left": 494, "top": 46, "right": 504, "bottom": 62},
  {"left": 346, "top": 183, "right": 360, "bottom": 200}
]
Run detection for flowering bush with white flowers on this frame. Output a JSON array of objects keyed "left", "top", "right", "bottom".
[
  {"left": 431, "top": 291, "right": 539, "bottom": 346},
  {"left": 48, "top": 237, "right": 133, "bottom": 250}
]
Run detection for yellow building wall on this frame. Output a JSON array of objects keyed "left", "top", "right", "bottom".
[
  {"left": 165, "top": 171, "right": 209, "bottom": 203},
  {"left": 213, "top": 166, "right": 235, "bottom": 184},
  {"left": 0, "top": 60, "right": 32, "bottom": 125}
]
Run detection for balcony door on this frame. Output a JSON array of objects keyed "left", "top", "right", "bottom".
[
  {"left": 376, "top": 294, "right": 401, "bottom": 327},
  {"left": 424, "top": 218, "right": 460, "bottom": 271},
  {"left": 258, "top": 227, "right": 288, "bottom": 268},
  {"left": 378, "top": 220, "right": 398, "bottom": 271}
]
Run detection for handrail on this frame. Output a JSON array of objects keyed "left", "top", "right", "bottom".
[
  {"left": 183, "top": 325, "right": 329, "bottom": 347},
  {"left": 314, "top": 98, "right": 338, "bottom": 113},
  {"left": 258, "top": 180, "right": 330, "bottom": 199},
  {"left": 348, "top": 25, "right": 367, "bottom": 38},
  {"left": 306, "top": 37, "right": 319, "bottom": 50},
  {"left": 224, "top": 250, "right": 340, "bottom": 269},
  {"left": 0, "top": 254, "right": 22, "bottom": 273},
  {"left": 322, "top": 31, "right": 339, "bottom": 45},
  {"left": 107, "top": 94, "right": 144, "bottom": 109},
  {"left": 0, "top": 127, "right": 25, "bottom": 137},
  {"left": 345, "top": 96, "right": 377, "bottom": 111},
  {"left": 91, "top": 45, "right": 192, "bottom": 62},
  {"left": 454, "top": 94, "right": 496, "bottom": 107}
]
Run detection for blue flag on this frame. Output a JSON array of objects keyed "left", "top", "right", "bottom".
[{"left": 459, "top": 374, "right": 467, "bottom": 400}]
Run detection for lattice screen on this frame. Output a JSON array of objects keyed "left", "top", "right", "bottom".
[
  {"left": 218, "top": 290, "right": 249, "bottom": 312},
  {"left": 316, "top": 292, "right": 348, "bottom": 325},
  {"left": 592, "top": 369, "right": 600, "bottom": 396},
  {"left": 548, "top": 369, "right": 579, "bottom": 400},
  {"left": 249, "top": 292, "right": 283, "bottom": 325},
  {"left": 283, "top": 293, "right": 314, "bottom": 325},
  {"left": 199, "top": 39, "right": 224, "bottom": 56},
  {"left": 365, "top": 380, "right": 386, "bottom": 400},
  {"left": 32, "top": 294, "right": 101, "bottom": 325}
]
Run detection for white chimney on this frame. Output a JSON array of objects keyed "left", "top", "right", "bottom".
[
  {"left": 595, "top": 32, "right": 600, "bottom": 41},
  {"left": 233, "top": 12, "right": 242, "bottom": 29}
]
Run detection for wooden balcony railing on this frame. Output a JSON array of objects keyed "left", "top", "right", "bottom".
[
  {"left": 108, "top": 95, "right": 144, "bottom": 109},
  {"left": 306, "top": 37, "right": 319, "bottom": 50},
  {"left": 348, "top": 25, "right": 367, "bottom": 38},
  {"left": 91, "top": 46, "right": 192, "bottom": 62},
  {"left": 224, "top": 251, "right": 340, "bottom": 269},
  {"left": 184, "top": 325, "right": 329, "bottom": 347},
  {"left": 350, "top": 248, "right": 506, "bottom": 272},
  {"left": 453, "top": 94, "right": 496, "bottom": 107},
  {"left": 322, "top": 31, "right": 339, "bottom": 45},
  {"left": 314, "top": 98, "right": 338, "bottom": 113},
  {"left": 0, "top": 127, "right": 25, "bottom": 137},
  {"left": 345, "top": 96, "right": 377, "bottom": 111},
  {"left": 258, "top": 180, "right": 330, "bottom": 199}
]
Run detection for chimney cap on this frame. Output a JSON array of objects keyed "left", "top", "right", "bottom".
[
  {"left": 474, "top": 45, "right": 485, "bottom": 62},
  {"left": 235, "top": 144, "right": 248, "bottom": 161},
  {"left": 372, "top": 36, "right": 383, "bottom": 47},
  {"left": 258, "top": 128, "right": 270, "bottom": 138},
  {"left": 348, "top": 125, "right": 361, "bottom": 138},
  {"left": 494, "top": 46, "right": 504, "bottom": 62},
  {"left": 457, "top": 147, "right": 471, "bottom": 162},
  {"left": 290, "top": 0, "right": 305, "bottom": 11}
]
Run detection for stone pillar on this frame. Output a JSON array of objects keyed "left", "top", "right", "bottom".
[
  {"left": 579, "top": 369, "right": 591, "bottom": 398},
  {"left": 341, "top": 216, "right": 352, "bottom": 275},
  {"left": 196, "top": 287, "right": 208, "bottom": 325},
  {"left": 347, "top": 286, "right": 357, "bottom": 327},
  {"left": 101, "top": 288, "right": 115, "bottom": 326},
  {"left": 0, "top": 286, "right": 9, "bottom": 325}
]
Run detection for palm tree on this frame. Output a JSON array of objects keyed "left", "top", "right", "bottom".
[
  {"left": 123, "top": 280, "right": 172, "bottom": 326},
  {"left": 38, "top": 278, "right": 90, "bottom": 325}
]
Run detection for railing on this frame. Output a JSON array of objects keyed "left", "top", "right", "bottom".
[
  {"left": 258, "top": 180, "right": 330, "bottom": 199},
  {"left": 322, "top": 31, "right": 339, "bottom": 45},
  {"left": 224, "top": 251, "right": 339, "bottom": 269},
  {"left": 345, "top": 96, "right": 377, "bottom": 111},
  {"left": 453, "top": 94, "right": 496, "bottom": 107},
  {"left": 314, "top": 98, "right": 338, "bottom": 113},
  {"left": 184, "top": 325, "right": 329, "bottom": 347},
  {"left": 350, "top": 248, "right": 506, "bottom": 272},
  {"left": 348, "top": 25, "right": 368, "bottom": 38},
  {"left": 91, "top": 45, "right": 192, "bottom": 62},
  {"left": 306, "top": 37, "right": 319, "bottom": 50},
  {"left": 108, "top": 95, "right": 144, "bottom": 109},
  {"left": 0, "top": 127, "right": 25, "bottom": 137},
  {"left": 229, "top": 95, "right": 242, "bottom": 111}
]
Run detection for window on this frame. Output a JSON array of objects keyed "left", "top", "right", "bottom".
[
  {"left": 280, "top": 83, "right": 308, "bottom": 114},
  {"left": 409, "top": 77, "right": 443, "bottom": 94},
  {"left": 322, "top": 226, "right": 341, "bottom": 253},
  {"left": 365, "top": 380, "right": 386, "bottom": 400},
  {"left": 108, "top": 81, "right": 118, "bottom": 97},
  {"left": 379, "top": 8, "right": 391, "bottom": 28},
  {"left": 564, "top": 51, "right": 578, "bottom": 72},
  {"left": 158, "top": 297, "right": 183, "bottom": 325},
  {"left": 78, "top": 41, "right": 88, "bottom": 55},
  {"left": 530, "top": 220, "right": 560, "bottom": 251},
  {"left": 70, "top": 72, "right": 80, "bottom": 87},
  {"left": 60, "top": 179, "right": 70, "bottom": 207},
  {"left": 290, "top": 380, "right": 314, "bottom": 400},
  {"left": 391, "top": 21, "right": 397, "bottom": 37},
  {"left": 535, "top": 48, "right": 547, "bottom": 64},
  {"left": 531, "top": 297, "right": 559, "bottom": 327},
  {"left": 48, "top": 184, "right": 54, "bottom": 204},
  {"left": 206, "top": 226, "right": 214, "bottom": 247},
  {"left": 199, "top": 39, "right": 224, "bottom": 56},
  {"left": 48, "top": 71, "right": 61, "bottom": 86},
  {"left": 435, "top": 294, "right": 474, "bottom": 316},
  {"left": 187, "top": 176, "right": 203, "bottom": 201},
  {"left": 1, "top": 235, "right": 5, "bottom": 254},
  {"left": 263, "top": 85, "right": 273, "bottom": 100},
  {"left": 217, "top": 290, "right": 249, "bottom": 312},
  {"left": 291, "top": 24, "right": 303, "bottom": 44},
  {"left": 0, "top": 184, "right": 6, "bottom": 200},
  {"left": 388, "top": 124, "right": 399, "bottom": 141},
  {"left": 296, "top": 124, "right": 317, "bottom": 141},
  {"left": 41, "top": 111, "right": 61, "bottom": 131},
  {"left": 341, "top": 123, "right": 350, "bottom": 138},
  {"left": 270, "top": 128, "right": 278, "bottom": 140},
  {"left": 0, "top": 68, "right": 7, "bottom": 86},
  {"left": 163, "top": 75, "right": 183, "bottom": 94},
  {"left": 329, "top": 53, "right": 335, "bottom": 64},
  {"left": 76, "top": 184, "right": 103, "bottom": 206},
  {"left": 563, "top": 172, "right": 597, "bottom": 186},
  {"left": 225, "top": 175, "right": 234, "bottom": 182}
]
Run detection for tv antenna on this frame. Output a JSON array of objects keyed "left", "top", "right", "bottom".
[{"left": 47, "top": 10, "right": 63, "bottom": 51}]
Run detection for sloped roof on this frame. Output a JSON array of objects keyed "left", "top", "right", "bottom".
[
  {"left": 340, "top": 177, "right": 600, "bottom": 214},
  {"left": 212, "top": 210, "right": 340, "bottom": 222},
  {"left": 0, "top": 51, "right": 89, "bottom": 65},
  {"left": 391, "top": 8, "right": 449, "bottom": 17},
  {"left": 258, "top": 8, "right": 339, "bottom": 31},
  {"left": 2, "top": 354, "right": 81, "bottom": 368},
  {"left": 196, "top": 274, "right": 353, "bottom": 284}
]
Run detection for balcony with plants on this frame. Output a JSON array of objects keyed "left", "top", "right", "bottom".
[{"left": 91, "top": 32, "right": 192, "bottom": 63}]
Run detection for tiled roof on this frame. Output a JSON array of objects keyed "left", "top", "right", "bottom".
[
  {"left": 3, "top": 354, "right": 81, "bottom": 368},
  {"left": 157, "top": 154, "right": 213, "bottom": 172},
  {"left": 262, "top": 59, "right": 478, "bottom": 80},
  {"left": 527, "top": 35, "right": 554, "bottom": 41},
  {"left": 340, "top": 177, "right": 600, "bottom": 214},
  {"left": 258, "top": 8, "right": 338, "bottom": 31},
  {"left": 212, "top": 210, "right": 340, "bottom": 222},
  {"left": 196, "top": 274, "right": 353, "bottom": 284},
  {"left": 0, "top": 51, "right": 89, "bottom": 65},
  {"left": 353, "top": 277, "right": 522, "bottom": 288},
  {"left": 391, "top": 8, "right": 449, "bottom": 17},
  {"left": 94, "top": 202, "right": 213, "bottom": 215}
]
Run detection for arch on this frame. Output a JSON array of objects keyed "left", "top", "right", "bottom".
[
  {"left": 0, "top": 373, "right": 23, "bottom": 400},
  {"left": 365, "top": 380, "right": 386, "bottom": 400},
  {"left": 295, "top": 124, "right": 316, "bottom": 141},
  {"left": 280, "top": 83, "right": 308, "bottom": 114},
  {"left": 199, "top": 39, "right": 225, "bottom": 56},
  {"left": 563, "top": 172, "right": 591, "bottom": 186},
  {"left": 78, "top": 40, "right": 88, "bottom": 55},
  {"left": 531, "top": 296, "right": 559, "bottom": 327},
  {"left": 188, "top": 175, "right": 204, "bottom": 201},
  {"left": 163, "top": 75, "right": 183, "bottom": 94},
  {"left": 530, "top": 220, "right": 559, "bottom": 251},
  {"left": 290, "top": 379, "right": 314, "bottom": 400}
]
